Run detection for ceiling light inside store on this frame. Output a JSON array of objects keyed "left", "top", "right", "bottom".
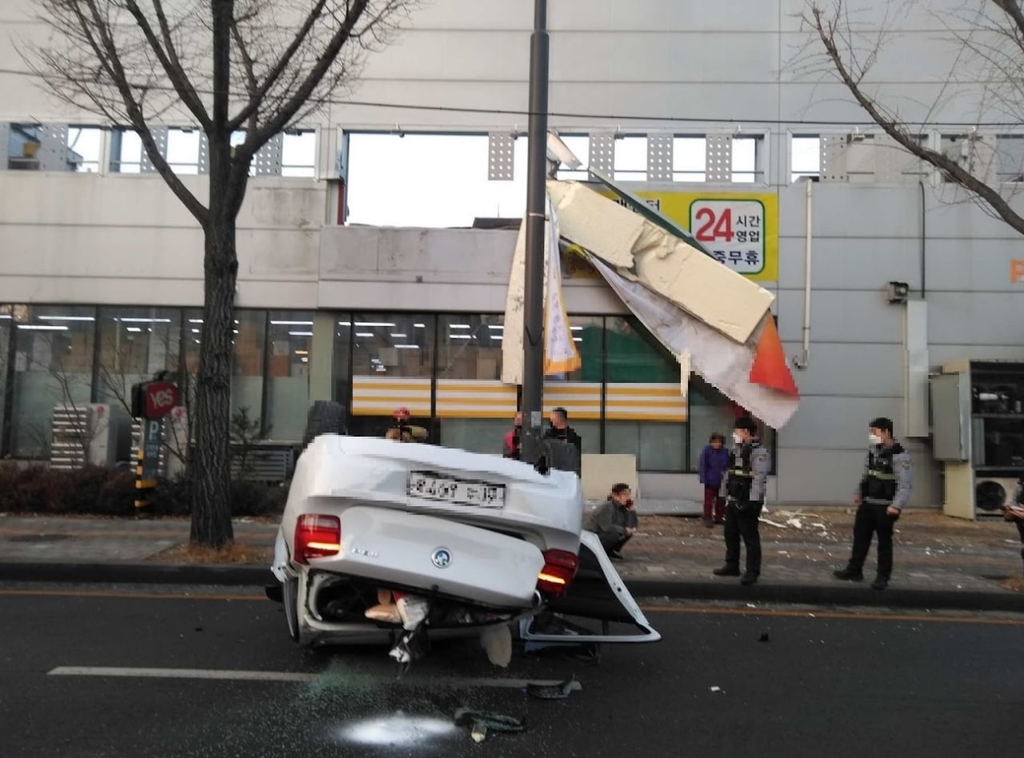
[
  {"left": 271, "top": 320, "right": 313, "bottom": 326},
  {"left": 17, "top": 324, "right": 69, "bottom": 331},
  {"left": 355, "top": 332, "right": 373, "bottom": 338},
  {"left": 39, "top": 315, "right": 95, "bottom": 322},
  {"left": 355, "top": 322, "right": 395, "bottom": 328},
  {"left": 289, "top": 331, "right": 313, "bottom": 337}
]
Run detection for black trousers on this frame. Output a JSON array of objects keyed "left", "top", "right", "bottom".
[
  {"left": 723, "top": 501, "right": 762, "bottom": 574},
  {"left": 599, "top": 533, "right": 632, "bottom": 554},
  {"left": 848, "top": 503, "right": 899, "bottom": 578}
]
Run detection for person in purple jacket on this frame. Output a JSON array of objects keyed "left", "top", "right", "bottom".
[{"left": 698, "top": 433, "right": 729, "bottom": 527}]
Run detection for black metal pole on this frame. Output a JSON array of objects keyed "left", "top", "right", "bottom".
[{"left": 520, "top": 0, "right": 549, "bottom": 465}]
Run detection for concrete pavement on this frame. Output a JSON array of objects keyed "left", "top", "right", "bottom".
[{"left": 2, "top": 505, "right": 1023, "bottom": 611}]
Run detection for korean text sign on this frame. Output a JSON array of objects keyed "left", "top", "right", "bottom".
[{"left": 606, "top": 190, "right": 779, "bottom": 282}]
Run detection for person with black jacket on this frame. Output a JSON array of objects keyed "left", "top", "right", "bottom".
[
  {"left": 589, "top": 483, "right": 639, "bottom": 560},
  {"left": 713, "top": 417, "right": 771, "bottom": 586},
  {"left": 834, "top": 416, "right": 913, "bottom": 590},
  {"left": 543, "top": 407, "right": 582, "bottom": 475}
]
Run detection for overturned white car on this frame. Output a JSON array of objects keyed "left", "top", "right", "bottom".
[{"left": 268, "top": 434, "right": 660, "bottom": 663}]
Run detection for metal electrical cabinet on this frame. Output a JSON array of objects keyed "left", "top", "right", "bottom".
[{"left": 931, "top": 360, "right": 1024, "bottom": 520}]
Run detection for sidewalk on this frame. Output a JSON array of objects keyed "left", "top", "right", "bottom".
[{"left": 2, "top": 506, "right": 1023, "bottom": 612}]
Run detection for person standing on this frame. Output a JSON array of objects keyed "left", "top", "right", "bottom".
[
  {"left": 1003, "top": 477, "right": 1024, "bottom": 575},
  {"left": 698, "top": 433, "right": 729, "bottom": 527},
  {"left": 833, "top": 417, "right": 912, "bottom": 590},
  {"left": 713, "top": 417, "right": 771, "bottom": 586},
  {"left": 544, "top": 407, "right": 582, "bottom": 455},
  {"left": 503, "top": 411, "right": 523, "bottom": 460}
]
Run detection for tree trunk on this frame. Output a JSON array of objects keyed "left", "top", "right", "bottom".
[{"left": 189, "top": 204, "right": 238, "bottom": 548}]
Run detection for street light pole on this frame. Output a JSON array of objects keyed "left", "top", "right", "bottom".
[{"left": 520, "top": 0, "right": 550, "bottom": 464}]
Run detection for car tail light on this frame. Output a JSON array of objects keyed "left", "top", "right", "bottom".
[
  {"left": 537, "top": 549, "right": 579, "bottom": 598},
  {"left": 294, "top": 514, "right": 342, "bottom": 564}
]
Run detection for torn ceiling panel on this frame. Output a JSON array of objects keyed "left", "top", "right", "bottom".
[
  {"left": 589, "top": 256, "right": 799, "bottom": 429},
  {"left": 546, "top": 180, "right": 774, "bottom": 345}
]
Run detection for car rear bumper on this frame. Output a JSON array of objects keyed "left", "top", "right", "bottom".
[{"left": 304, "top": 506, "right": 547, "bottom": 608}]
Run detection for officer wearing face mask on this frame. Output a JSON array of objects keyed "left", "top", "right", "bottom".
[
  {"left": 833, "top": 417, "right": 913, "bottom": 590},
  {"left": 713, "top": 417, "right": 771, "bottom": 586}
]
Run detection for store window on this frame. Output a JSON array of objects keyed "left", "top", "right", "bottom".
[
  {"left": 602, "top": 316, "right": 686, "bottom": 472},
  {"left": 265, "top": 311, "right": 314, "bottom": 441},
  {"left": 95, "top": 307, "right": 182, "bottom": 411},
  {"left": 185, "top": 309, "right": 265, "bottom": 429},
  {"left": 10, "top": 305, "right": 97, "bottom": 458},
  {"left": 334, "top": 314, "right": 352, "bottom": 416},
  {"left": 436, "top": 314, "right": 510, "bottom": 453},
  {"left": 348, "top": 314, "right": 435, "bottom": 438}
]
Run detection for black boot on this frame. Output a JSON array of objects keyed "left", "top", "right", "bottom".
[
  {"left": 713, "top": 565, "right": 741, "bottom": 577},
  {"left": 740, "top": 572, "right": 758, "bottom": 586},
  {"left": 833, "top": 567, "right": 864, "bottom": 581},
  {"left": 871, "top": 575, "right": 889, "bottom": 590}
]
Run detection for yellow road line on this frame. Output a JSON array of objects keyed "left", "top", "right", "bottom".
[{"left": 641, "top": 605, "right": 1024, "bottom": 625}]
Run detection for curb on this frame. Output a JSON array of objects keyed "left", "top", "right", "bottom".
[
  {"left": 2, "top": 562, "right": 1023, "bottom": 613},
  {"left": 0, "top": 562, "right": 275, "bottom": 587}
]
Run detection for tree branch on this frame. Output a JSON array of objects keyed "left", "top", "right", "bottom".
[
  {"left": 811, "top": 3, "right": 1024, "bottom": 237},
  {"left": 237, "top": 0, "right": 371, "bottom": 158},
  {"left": 123, "top": 0, "right": 213, "bottom": 131},
  {"left": 226, "top": 0, "right": 331, "bottom": 132},
  {"left": 57, "top": 0, "right": 209, "bottom": 224},
  {"left": 993, "top": 0, "right": 1024, "bottom": 38}
]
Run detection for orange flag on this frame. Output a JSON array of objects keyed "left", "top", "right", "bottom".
[{"left": 749, "top": 317, "right": 799, "bottom": 397}]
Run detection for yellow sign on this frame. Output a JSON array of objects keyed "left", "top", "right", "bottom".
[{"left": 601, "top": 190, "right": 780, "bottom": 282}]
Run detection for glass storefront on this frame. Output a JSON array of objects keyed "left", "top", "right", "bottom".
[{"left": 0, "top": 305, "right": 770, "bottom": 473}]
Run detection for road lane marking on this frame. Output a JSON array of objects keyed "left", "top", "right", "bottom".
[
  {"left": 50, "top": 666, "right": 315, "bottom": 682},
  {"left": 47, "top": 666, "right": 565, "bottom": 689}
]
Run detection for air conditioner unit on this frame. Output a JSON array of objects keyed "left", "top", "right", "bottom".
[{"left": 974, "top": 477, "right": 1020, "bottom": 515}]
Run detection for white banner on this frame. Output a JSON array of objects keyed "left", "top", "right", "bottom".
[
  {"left": 543, "top": 195, "right": 581, "bottom": 375},
  {"left": 589, "top": 257, "right": 798, "bottom": 429}
]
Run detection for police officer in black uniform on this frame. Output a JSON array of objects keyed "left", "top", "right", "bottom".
[
  {"left": 834, "top": 417, "right": 913, "bottom": 590},
  {"left": 713, "top": 417, "right": 771, "bottom": 586}
]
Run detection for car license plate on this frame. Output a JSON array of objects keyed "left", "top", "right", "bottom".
[{"left": 407, "top": 471, "right": 506, "bottom": 508}]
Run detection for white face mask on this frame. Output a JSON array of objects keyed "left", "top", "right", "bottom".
[
  {"left": 732, "top": 432, "right": 745, "bottom": 445},
  {"left": 868, "top": 433, "right": 883, "bottom": 446}
]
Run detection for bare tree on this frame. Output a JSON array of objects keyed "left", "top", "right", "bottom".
[
  {"left": 19, "top": 1, "right": 416, "bottom": 546},
  {"left": 803, "top": 0, "right": 1024, "bottom": 236}
]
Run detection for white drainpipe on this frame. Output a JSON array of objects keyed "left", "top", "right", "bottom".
[{"left": 794, "top": 178, "right": 813, "bottom": 370}]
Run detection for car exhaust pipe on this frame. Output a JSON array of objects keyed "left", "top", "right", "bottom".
[{"left": 532, "top": 590, "right": 544, "bottom": 609}]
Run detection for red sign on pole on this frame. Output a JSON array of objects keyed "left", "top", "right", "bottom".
[{"left": 144, "top": 381, "right": 180, "bottom": 419}]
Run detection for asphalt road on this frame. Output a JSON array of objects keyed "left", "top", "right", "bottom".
[{"left": 1, "top": 585, "right": 1022, "bottom": 758}]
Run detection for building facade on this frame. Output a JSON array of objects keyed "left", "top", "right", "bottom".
[{"left": 1, "top": 0, "right": 1023, "bottom": 505}]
